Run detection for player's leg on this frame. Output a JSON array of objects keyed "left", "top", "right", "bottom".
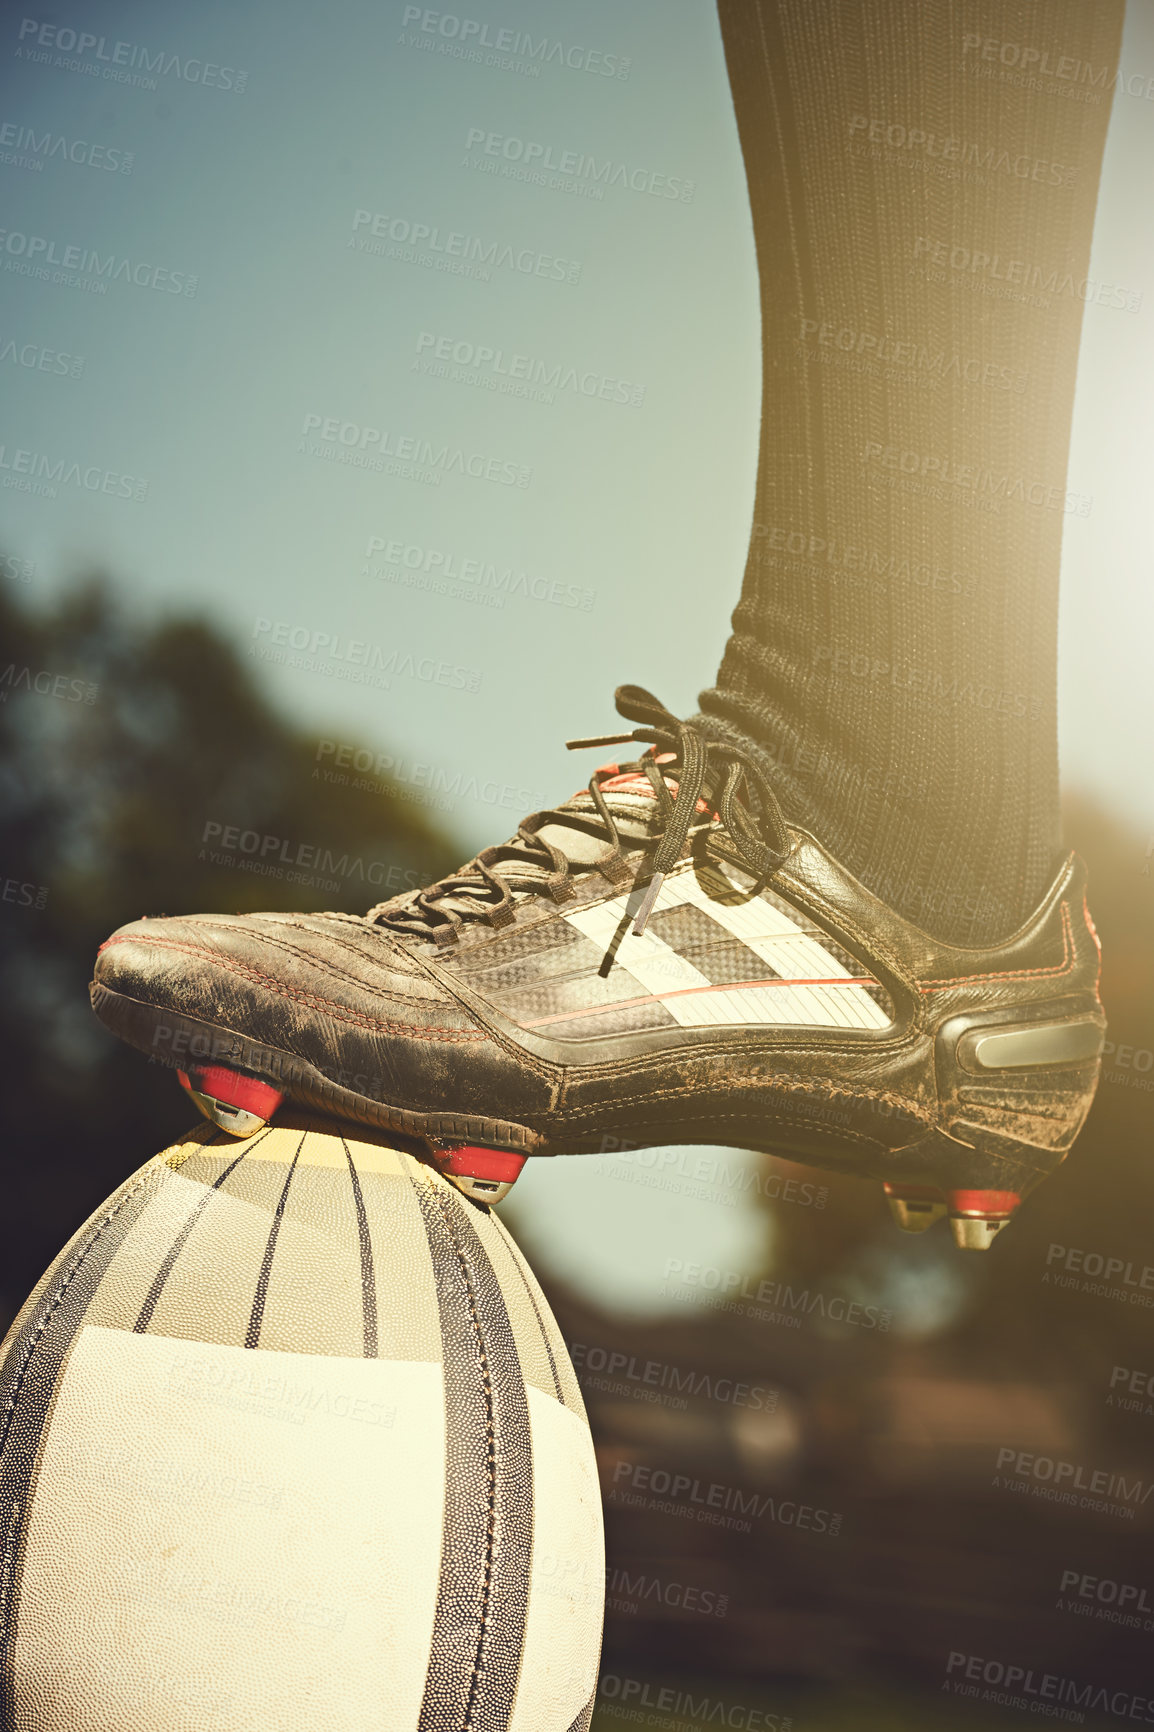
[{"left": 697, "top": 0, "right": 1124, "bottom": 946}]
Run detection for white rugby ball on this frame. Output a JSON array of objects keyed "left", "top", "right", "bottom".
[{"left": 0, "top": 1117, "right": 603, "bottom": 1731}]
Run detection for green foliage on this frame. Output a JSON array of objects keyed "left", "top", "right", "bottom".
[{"left": 0, "top": 576, "right": 458, "bottom": 1320}]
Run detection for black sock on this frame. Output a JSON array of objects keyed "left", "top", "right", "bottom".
[{"left": 698, "top": 0, "right": 1124, "bottom": 944}]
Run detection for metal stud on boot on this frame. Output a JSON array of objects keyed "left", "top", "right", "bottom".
[
  {"left": 883, "top": 1182, "right": 948, "bottom": 1233},
  {"left": 178, "top": 1065, "right": 285, "bottom": 1137},
  {"left": 946, "top": 1189, "right": 1021, "bottom": 1250}
]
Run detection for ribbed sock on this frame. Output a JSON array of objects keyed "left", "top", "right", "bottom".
[{"left": 698, "top": 0, "right": 1124, "bottom": 944}]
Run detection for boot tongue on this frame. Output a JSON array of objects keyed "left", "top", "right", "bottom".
[{"left": 539, "top": 786, "right": 665, "bottom": 858}]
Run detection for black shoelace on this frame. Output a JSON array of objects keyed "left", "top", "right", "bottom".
[{"left": 369, "top": 685, "right": 791, "bottom": 944}]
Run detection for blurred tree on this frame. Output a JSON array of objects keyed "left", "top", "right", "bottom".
[{"left": 0, "top": 575, "right": 458, "bottom": 1324}]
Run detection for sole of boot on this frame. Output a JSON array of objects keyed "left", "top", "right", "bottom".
[{"left": 90, "top": 980, "right": 1064, "bottom": 1213}]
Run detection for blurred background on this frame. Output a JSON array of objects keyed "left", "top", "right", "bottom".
[{"left": 2, "top": 1, "right": 1153, "bottom": 1726}]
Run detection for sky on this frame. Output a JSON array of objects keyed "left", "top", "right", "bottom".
[{"left": 2, "top": 0, "right": 1152, "bottom": 1311}]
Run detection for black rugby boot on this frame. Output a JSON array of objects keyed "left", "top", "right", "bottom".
[{"left": 91, "top": 687, "right": 1105, "bottom": 1246}]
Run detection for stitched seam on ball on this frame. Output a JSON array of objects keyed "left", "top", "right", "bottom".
[
  {"left": 0, "top": 1497, "right": 21, "bottom": 1644},
  {"left": 493, "top": 1223, "right": 564, "bottom": 1407},
  {"left": 431, "top": 1182, "right": 498, "bottom": 1726},
  {"left": 0, "top": 1162, "right": 162, "bottom": 1456}
]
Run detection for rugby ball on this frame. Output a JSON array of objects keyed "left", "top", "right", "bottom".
[{"left": 0, "top": 1117, "right": 603, "bottom": 1730}]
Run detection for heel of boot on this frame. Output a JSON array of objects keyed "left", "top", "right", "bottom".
[
  {"left": 892, "top": 992, "right": 1107, "bottom": 1248},
  {"left": 935, "top": 994, "right": 1105, "bottom": 1165}
]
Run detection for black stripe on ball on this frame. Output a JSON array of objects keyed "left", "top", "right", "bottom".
[{"left": 413, "top": 1174, "right": 533, "bottom": 1732}]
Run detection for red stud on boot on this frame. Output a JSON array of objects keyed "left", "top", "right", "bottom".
[
  {"left": 432, "top": 1146, "right": 528, "bottom": 1205},
  {"left": 178, "top": 1066, "right": 285, "bottom": 1138},
  {"left": 946, "top": 1189, "right": 1021, "bottom": 1251}
]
